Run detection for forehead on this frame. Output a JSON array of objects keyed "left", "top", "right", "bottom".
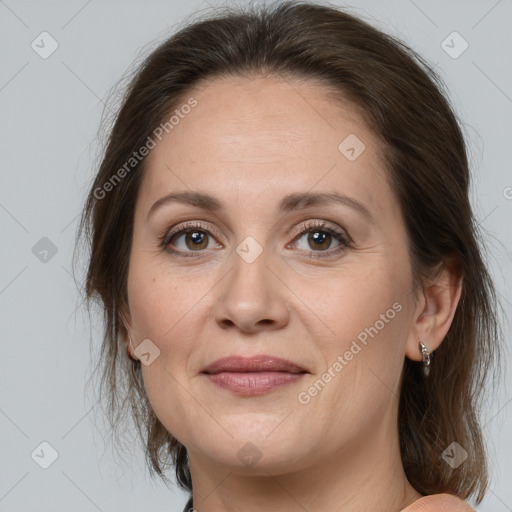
[{"left": 140, "top": 75, "right": 391, "bottom": 217}]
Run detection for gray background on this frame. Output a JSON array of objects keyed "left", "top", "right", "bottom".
[{"left": 0, "top": 0, "right": 511, "bottom": 511}]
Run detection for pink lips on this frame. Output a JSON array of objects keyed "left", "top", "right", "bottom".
[{"left": 201, "top": 355, "right": 308, "bottom": 396}]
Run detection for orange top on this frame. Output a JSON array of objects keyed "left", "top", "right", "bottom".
[{"left": 401, "top": 493, "right": 476, "bottom": 511}]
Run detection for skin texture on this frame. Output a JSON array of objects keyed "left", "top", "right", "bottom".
[
  {"left": 123, "top": 75, "right": 463, "bottom": 512},
  {"left": 401, "top": 493, "right": 476, "bottom": 511}
]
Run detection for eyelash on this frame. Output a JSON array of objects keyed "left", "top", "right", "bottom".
[{"left": 158, "top": 220, "right": 353, "bottom": 259}]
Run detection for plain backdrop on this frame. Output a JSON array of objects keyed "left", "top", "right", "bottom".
[{"left": 0, "top": 1, "right": 511, "bottom": 511}]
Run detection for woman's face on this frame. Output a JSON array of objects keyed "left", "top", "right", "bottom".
[{"left": 125, "top": 75, "right": 422, "bottom": 473}]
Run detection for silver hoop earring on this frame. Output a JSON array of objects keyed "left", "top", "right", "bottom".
[{"left": 419, "top": 341, "right": 432, "bottom": 376}]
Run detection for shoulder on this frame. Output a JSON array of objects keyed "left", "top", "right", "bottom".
[{"left": 401, "top": 493, "right": 476, "bottom": 511}]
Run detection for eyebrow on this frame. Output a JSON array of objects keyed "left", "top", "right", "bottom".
[{"left": 147, "top": 191, "right": 375, "bottom": 223}]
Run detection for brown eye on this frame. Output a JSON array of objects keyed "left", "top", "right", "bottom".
[
  {"left": 168, "top": 229, "right": 214, "bottom": 252},
  {"left": 183, "top": 231, "right": 209, "bottom": 250},
  {"left": 294, "top": 229, "right": 343, "bottom": 252},
  {"left": 307, "top": 231, "right": 332, "bottom": 250},
  {"left": 159, "top": 221, "right": 224, "bottom": 258},
  {"left": 161, "top": 220, "right": 350, "bottom": 259},
  {"left": 288, "top": 221, "right": 352, "bottom": 258}
]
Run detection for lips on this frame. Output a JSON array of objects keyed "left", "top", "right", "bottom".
[
  {"left": 201, "top": 355, "right": 307, "bottom": 375},
  {"left": 201, "top": 355, "right": 308, "bottom": 396}
]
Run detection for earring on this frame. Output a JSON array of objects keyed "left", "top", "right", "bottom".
[{"left": 419, "top": 341, "right": 432, "bottom": 376}]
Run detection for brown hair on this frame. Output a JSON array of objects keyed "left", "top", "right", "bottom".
[{"left": 75, "top": 0, "right": 504, "bottom": 505}]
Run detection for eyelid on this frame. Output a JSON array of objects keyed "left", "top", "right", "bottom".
[
  {"left": 161, "top": 218, "right": 352, "bottom": 257},
  {"left": 163, "top": 220, "right": 224, "bottom": 244},
  {"left": 288, "top": 219, "right": 352, "bottom": 244}
]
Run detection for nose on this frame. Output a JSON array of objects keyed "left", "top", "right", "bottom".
[{"left": 214, "top": 247, "right": 290, "bottom": 334}]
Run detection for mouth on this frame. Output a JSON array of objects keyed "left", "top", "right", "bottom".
[
  {"left": 201, "top": 354, "right": 307, "bottom": 374},
  {"left": 203, "top": 370, "right": 307, "bottom": 395},
  {"left": 201, "top": 355, "right": 308, "bottom": 396}
]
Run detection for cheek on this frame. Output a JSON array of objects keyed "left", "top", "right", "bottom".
[
  {"left": 301, "top": 258, "right": 411, "bottom": 399},
  {"left": 295, "top": 258, "right": 409, "bottom": 342},
  {"left": 129, "top": 278, "right": 206, "bottom": 369},
  {"left": 128, "top": 270, "right": 208, "bottom": 439},
  {"left": 127, "top": 257, "right": 211, "bottom": 388},
  {"left": 302, "top": 283, "right": 409, "bottom": 435},
  {"left": 127, "top": 247, "right": 203, "bottom": 341}
]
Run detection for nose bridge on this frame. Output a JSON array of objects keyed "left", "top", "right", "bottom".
[
  {"left": 214, "top": 235, "right": 289, "bottom": 332},
  {"left": 235, "top": 236, "right": 273, "bottom": 293}
]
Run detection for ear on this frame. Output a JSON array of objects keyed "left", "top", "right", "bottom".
[
  {"left": 119, "top": 304, "right": 138, "bottom": 361},
  {"left": 405, "top": 255, "right": 463, "bottom": 362}
]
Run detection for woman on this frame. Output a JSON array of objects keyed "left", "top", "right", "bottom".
[{"left": 76, "top": 2, "right": 503, "bottom": 511}]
